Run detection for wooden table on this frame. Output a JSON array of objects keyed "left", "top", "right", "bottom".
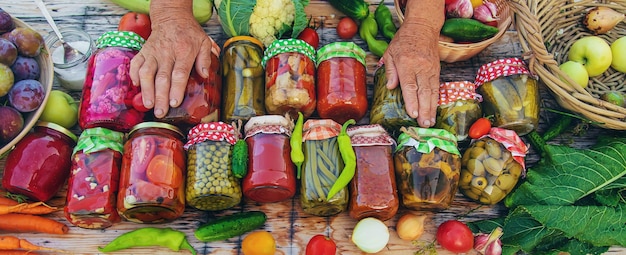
[{"left": 1, "top": 0, "right": 625, "bottom": 254}]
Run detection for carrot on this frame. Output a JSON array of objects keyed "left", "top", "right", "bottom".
[
  {"left": 0, "top": 200, "right": 59, "bottom": 215},
  {"left": 0, "top": 198, "right": 18, "bottom": 206},
  {"left": 0, "top": 214, "right": 69, "bottom": 235},
  {"left": 0, "top": 250, "right": 41, "bottom": 255},
  {"left": 0, "top": 236, "right": 63, "bottom": 253}
]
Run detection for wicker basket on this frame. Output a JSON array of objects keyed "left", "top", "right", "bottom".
[
  {"left": 394, "top": 0, "right": 512, "bottom": 63},
  {"left": 511, "top": 0, "right": 626, "bottom": 130}
]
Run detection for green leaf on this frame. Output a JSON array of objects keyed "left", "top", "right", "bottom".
[
  {"left": 217, "top": 0, "right": 256, "bottom": 37},
  {"left": 291, "top": 0, "right": 308, "bottom": 38}
]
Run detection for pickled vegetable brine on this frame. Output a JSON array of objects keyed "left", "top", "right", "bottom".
[
  {"left": 370, "top": 65, "right": 417, "bottom": 137},
  {"left": 435, "top": 81, "right": 482, "bottom": 142}
]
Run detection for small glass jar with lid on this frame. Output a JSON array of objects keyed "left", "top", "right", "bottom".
[
  {"left": 435, "top": 81, "right": 483, "bottom": 142},
  {"left": 45, "top": 27, "right": 95, "bottom": 91},
  {"left": 370, "top": 64, "right": 417, "bottom": 138},
  {"left": 118, "top": 122, "right": 186, "bottom": 223}
]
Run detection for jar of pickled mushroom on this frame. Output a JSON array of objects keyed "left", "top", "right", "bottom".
[
  {"left": 221, "top": 36, "right": 265, "bottom": 123},
  {"left": 459, "top": 127, "right": 528, "bottom": 205},
  {"left": 370, "top": 64, "right": 417, "bottom": 138},
  {"left": 184, "top": 122, "right": 242, "bottom": 211},
  {"left": 316, "top": 42, "right": 368, "bottom": 124},
  {"left": 118, "top": 122, "right": 186, "bottom": 223},
  {"left": 475, "top": 58, "right": 540, "bottom": 136},
  {"left": 435, "top": 81, "right": 483, "bottom": 142},
  {"left": 394, "top": 127, "right": 461, "bottom": 211},
  {"left": 262, "top": 39, "right": 316, "bottom": 119},
  {"left": 78, "top": 31, "right": 145, "bottom": 132},
  {"left": 347, "top": 124, "right": 399, "bottom": 221},
  {"left": 300, "top": 119, "right": 348, "bottom": 216},
  {"left": 65, "top": 127, "right": 124, "bottom": 229},
  {"left": 2, "top": 122, "right": 77, "bottom": 202}
]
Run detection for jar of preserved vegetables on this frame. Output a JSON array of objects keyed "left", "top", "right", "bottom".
[
  {"left": 78, "top": 31, "right": 145, "bottom": 132},
  {"left": 394, "top": 127, "right": 461, "bottom": 211},
  {"left": 347, "top": 124, "right": 399, "bottom": 221},
  {"left": 435, "top": 81, "right": 483, "bottom": 142},
  {"left": 300, "top": 119, "right": 348, "bottom": 216},
  {"left": 65, "top": 127, "right": 124, "bottom": 229},
  {"left": 475, "top": 58, "right": 539, "bottom": 136},
  {"left": 262, "top": 39, "right": 316, "bottom": 119},
  {"left": 370, "top": 65, "right": 417, "bottom": 138},
  {"left": 243, "top": 115, "right": 296, "bottom": 203},
  {"left": 459, "top": 127, "right": 527, "bottom": 205},
  {"left": 3, "top": 122, "right": 77, "bottom": 202},
  {"left": 221, "top": 36, "right": 266, "bottom": 123},
  {"left": 118, "top": 122, "right": 186, "bottom": 223},
  {"left": 316, "top": 42, "right": 368, "bottom": 124},
  {"left": 184, "top": 122, "right": 242, "bottom": 211}
]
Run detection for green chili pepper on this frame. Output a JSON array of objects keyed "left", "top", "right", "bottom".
[
  {"left": 98, "top": 227, "right": 196, "bottom": 255},
  {"left": 326, "top": 119, "right": 356, "bottom": 201},
  {"left": 359, "top": 14, "right": 389, "bottom": 57},
  {"left": 375, "top": 0, "right": 397, "bottom": 40},
  {"left": 290, "top": 112, "right": 305, "bottom": 179}
]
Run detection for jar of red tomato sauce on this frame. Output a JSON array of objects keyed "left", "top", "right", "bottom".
[
  {"left": 2, "top": 122, "right": 77, "bottom": 202},
  {"left": 262, "top": 39, "right": 316, "bottom": 119},
  {"left": 242, "top": 115, "right": 296, "bottom": 203},
  {"left": 65, "top": 127, "right": 124, "bottom": 229},
  {"left": 78, "top": 31, "right": 145, "bottom": 132},
  {"left": 118, "top": 122, "right": 186, "bottom": 223},
  {"left": 316, "top": 42, "right": 368, "bottom": 124}
]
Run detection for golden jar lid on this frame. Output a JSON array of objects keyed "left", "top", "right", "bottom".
[{"left": 128, "top": 121, "right": 184, "bottom": 138}]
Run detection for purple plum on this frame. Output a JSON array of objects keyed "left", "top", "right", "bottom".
[
  {"left": 7, "top": 27, "right": 43, "bottom": 57},
  {"left": 11, "top": 56, "right": 39, "bottom": 81},
  {"left": 0, "top": 38, "right": 17, "bottom": 66},
  {"left": 8, "top": 79, "right": 44, "bottom": 112},
  {"left": 0, "top": 105, "right": 24, "bottom": 143},
  {"left": 0, "top": 8, "right": 13, "bottom": 34}
]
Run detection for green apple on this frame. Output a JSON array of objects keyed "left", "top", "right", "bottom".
[
  {"left": 611, "top": 36, "right": 626, "bottom": 73},
  {"left": 559, "top": 61, "right": 589, "bottom": 88},
  {"left": 39, "top": 90, "right": 79, "bottom": 129},
  {"left": 568, "top": 36, "right": 612, "bottom": 77}
]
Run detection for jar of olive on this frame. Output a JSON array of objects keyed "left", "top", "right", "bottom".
[
  {"left": 370, "top": 65, "right": 417, "bottom": 138},
  {"left": 184, "top": 122, "right": 242, "bottom": 211},
  {"left": 435, "top": 81, "right": 482, "bottom": 142},
  {"left": 475, "top": 58, "right": 540, "bottom": 136},
  {"left": 459, "top": 127, "right": 528, "bottom": 205},
  {"left": 394, "top": 127, "right": 461, "bottom": 211}
]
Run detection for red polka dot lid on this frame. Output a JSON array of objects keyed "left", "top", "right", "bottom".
[
  {"left": 438, "top": 81, "right": 482, "bottom": 106},
  {"left": 474, "top": 57, "right": 535, "bottom": 86},
  {"left": 184, "top": 122, "right": 237, "bottom": 149}
]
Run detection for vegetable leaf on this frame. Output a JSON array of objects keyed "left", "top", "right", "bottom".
[
  {"left": 216, "top": 0, "right": 256, "bottom": 37},
  {"left": 291, "top": 0, "right": 308, "bottom": 38}
]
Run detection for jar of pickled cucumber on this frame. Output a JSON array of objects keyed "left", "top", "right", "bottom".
[
  {"left": 370, "top": 65, "right": 417, "bottom": 138},
  {"left": 184, "top": 122, "right": 242, "bottom": 211},
  {"left": 221, "top": 36, "right": 266, "bottom": 123},
  {"left": 459, "top": 127, "right": 528, "bottom": 205},
  {"left": 435, "top": 81, "right": 483, "bottom": 142},
  {"left": 300, "top": 119, "right": 348, "bottom": 216},
  {"left": 394, "top": 127, "right": 461, "bottom": 211},
  {"left": 475, "top": 58, "right": 540, "bottom": 136}
]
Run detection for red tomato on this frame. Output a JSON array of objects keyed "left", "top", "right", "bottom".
[
  {"left": 306, "top": 234, "right": 336, "bottom": 255},
  {"left": 336, "top": 17, "right": 358, "bottom": 39},
  {"left": 468, "top": 117, "right": 492, "bottom": 139},
  {"left": 436, "top": 220, "right": 474, "bottom": 253},
  {"left": 118, "top": 12, "right": 152, "bottom": 40},
  {"left": 132, "top": 93, "right": 150, "bottom": 112},
  {"left": 297, "top": 27, "right": 320, "bottom": 49},
  {"left": 131, "top": 137, "right": 156, "bottom": 173},
  {"left": 146, "top": 155, "right": 183, "bottom": 188}
]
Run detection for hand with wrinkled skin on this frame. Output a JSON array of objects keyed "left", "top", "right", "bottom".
[
  {"left": 129, "top": 0, "right": 214, "bottom": 119},
  {"left": 383, "top": 0, "right": 445, "bottom": 128}
]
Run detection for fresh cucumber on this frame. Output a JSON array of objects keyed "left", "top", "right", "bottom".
[
  {"left": 441, "top": 18, "right": 499, "bottom": 42},
  {"left": 328, "top": 0, "right": 370, "bottom": 21},
  {"left": 194, "top": 211, "right": 267, "bottom": 242},
  {"left": 109, "top": 0, "right": 214, "bottom": 24}
]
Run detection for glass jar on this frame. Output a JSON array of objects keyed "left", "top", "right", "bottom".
[
  {"left": 394, "top": 127, "right": 461, "bottom": 211},
  {"left": 118, "top": 122, "right": 186, "bottom": 223},
  {"left": 2, "top": 122, "right": 77, "bottom": 202},
  {"left": 221, "top": 36, "right": 266, "bottom": 123},
  {"left": 184, "top": 122, "right": 242, "bottom": 211},
  {"left": 45, "top": 27, "right": 95, "bottom": 91},
  {"left": 262, "top": 39, "right": 316, "bottom": 119},
  {"left": 300, "top": 119, "right": 348, "bottom": 216},
  {"left": 459, "top": 127, "right": 528, "bottom": 205},
  {"left": 370, "top": 65, "right": 417, "bottom": 138},
  {"left": 316, "top": 42, "right": 368, "bottom": 124},
  {"left": 475, "top": 58, "right": 540, "bottom": 136},
  {"left": 65, "top": 127, "right": 124, "bottom": 229},
  {"left": 435, "top": 81, "right": 483, "bottom": 142},
  {"left": 78, "top": 31, "right": 145, "bottom": 132},
  {"left": 347, "top": 124, "right": 399, "bottom": 221}
]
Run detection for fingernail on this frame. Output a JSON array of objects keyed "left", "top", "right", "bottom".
[
  {"left": 431, "top": 118, "right": 436, "bottom": 126},
  {"left": 411, "top": 110, "right": 419, "bottom": 119},
  {"left": 154, "top": 108, "right": 164, "bottom": 117},
  {"left": 170, "top": 99, "right": 178, "bottom": 107},
  {"left": 202, "top": 67, "right": 209, "bottom": 77},
  {"left": 423, "top": 120, "right": 431, "bottom": 127},
  {"left": 145, "top": 99, "right": 153, "bottom": 107}
]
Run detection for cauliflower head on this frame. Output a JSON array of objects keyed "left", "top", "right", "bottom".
[{"left": 249, "top": 0, "right": 296, "bottom": 46}]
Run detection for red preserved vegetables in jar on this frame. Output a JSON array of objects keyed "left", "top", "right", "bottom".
[{"left": 2, "top": 122, "right": 78, "bottom": 202}]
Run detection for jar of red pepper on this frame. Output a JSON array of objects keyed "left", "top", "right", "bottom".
[
  {"left": 435, "top": 81, "right": 483, "bottom": 142},
  {"left": 316, "top": 42, "right": 368, "bottom": 124},
  {"left": 2, "top": 122, "right": 77, "bottom": 202},
  {"left": 78, "top": 31, "right": 145, "bottom": 133},
  {"left": 65, "top": 127, "right": 124, "bottom": 229},
  {"left": 242, "top": 115, "right": 296, "bottom": 203},
  {"left": 262, "top": 39, "right": 316, "bottom": 119},
  {"left": 118, "top": 122, "right": 186, "bottom": 223}
]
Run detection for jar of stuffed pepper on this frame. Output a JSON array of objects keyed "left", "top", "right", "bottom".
[
  {"left": 316, "top": 42, "right": 368, "bottom": 124},
  {"left": 184, "top": 122, "right": 242, "bottom": 211},
  {"left": 475, "top": 58, "right": 540, "bottom": 136},
  {"left": 347, "top": 124, "right": 399, "bottom": 221},
  {"left": 459, "top": 127, "right": 528, "bottom": 204},
  {"left": 394, "top": 127, "right": 461, "bottom": 211},
  {"left": 370, "top": 64, "right": 417, "bottom": 138},
  {"left": 65, "top": 127, "right": 124, "bottom": 229},
  {"left": 221, "top": 36, "right": 266, "bottom": 123},
  {"left": 2, "top": 122, "right": 77, "bottom": 202},
  {"left": 118, "top": 122, "right": 186, "bottom": 223},
  {"left": 78, "top": 31, "right": 145, "bottom": 133},
  {"left": 262, "top": 39, "right": 316, "bottom": 119},
  {"left": 435, "top": 81, "right": 483, "bottom": 142}
]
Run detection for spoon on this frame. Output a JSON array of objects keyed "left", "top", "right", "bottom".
[{"left": 34, "top": 0, "right": 84, "bottom": 64}]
